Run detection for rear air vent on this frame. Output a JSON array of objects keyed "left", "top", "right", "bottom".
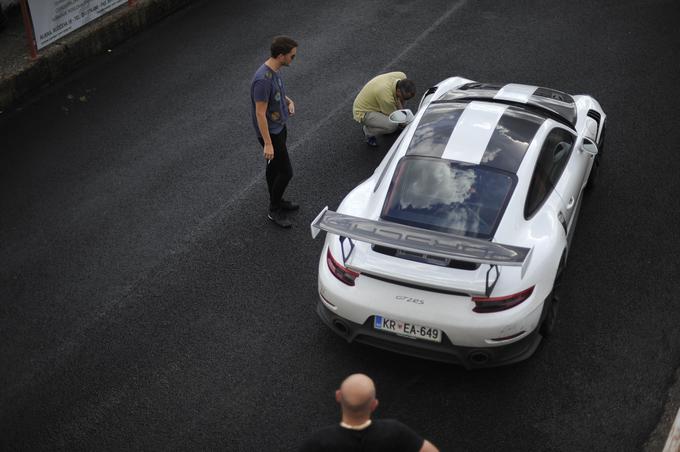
[
  {"left": 587, "top": 109, "right": 601, "bottom": 124},
  {"left": 459, "top": 82, "right": 482, "bottom": 90},
  {"left": 533, "top": 87, "right": 574, "bottom": 104},
  {"left": 458, "top": 82, "right": 502, "bottom": 91}
]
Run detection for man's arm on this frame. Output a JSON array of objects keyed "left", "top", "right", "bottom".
[
  {"left": 286, "top": 96, "right": 295, "bottom": 115},
  {"left": 377, "top": 93, "right": 399, "bottom": 116},
  {"left": 255, "top": 101, "right": 274, "bottom": 160}
]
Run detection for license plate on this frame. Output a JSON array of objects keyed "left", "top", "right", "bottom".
[{"left": 374, "top": 315, "right": 442, "bottom": 343}]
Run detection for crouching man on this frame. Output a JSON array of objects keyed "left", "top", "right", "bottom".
[{"left": 352, "top": 72, "right": 416, "bottom": 147}]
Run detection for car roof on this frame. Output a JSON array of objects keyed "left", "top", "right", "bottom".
[{"left": 406, "top": 99, "right": 547, "bottom": 173}]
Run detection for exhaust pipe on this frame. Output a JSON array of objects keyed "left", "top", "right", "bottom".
[
  {"left": 332, "top": 319, "right": 350, "bottom": 336},
  {"left": 468, "top": 351, "right": 491, "bottom": 365}
]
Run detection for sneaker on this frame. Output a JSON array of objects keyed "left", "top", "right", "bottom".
[
  {"left": 279, "top": 199, "right": 300, "bottom": 211},
  {"left": 366, "top": 135, "right": 378, "bottom": 147},
  {"left": 268, "top": 209, "right": 292, "bottom": 228}
]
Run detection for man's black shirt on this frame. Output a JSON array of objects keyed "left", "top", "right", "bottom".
[{"left": 299, "top": 419, "right": 424, "bottom": 452}]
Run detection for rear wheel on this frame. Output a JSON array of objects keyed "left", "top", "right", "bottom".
[
  {"left": 540, "top": 257, "right": 565, "bottom": 337},
  {"left": 540, "top": 292, "right": 559, "bottom": 337}
]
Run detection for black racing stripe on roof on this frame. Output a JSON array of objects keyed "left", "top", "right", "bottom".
[
  {"left": 406, "top": 103, "right": 465, "bottom": 157},
  {"left": 481, "top": 106, "right": 545, "bottom": 173}
]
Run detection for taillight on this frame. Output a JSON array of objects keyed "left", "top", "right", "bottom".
[
  {"left": 471, "top": 286, "right": 535, "bottom": 313},
  {"left": 326, "top": 249, "right": 360, "bottom": 286}
]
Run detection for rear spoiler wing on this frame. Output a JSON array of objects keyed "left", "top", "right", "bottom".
[{"left": 310, "top": 207, "right": 531, "bottom": 268}]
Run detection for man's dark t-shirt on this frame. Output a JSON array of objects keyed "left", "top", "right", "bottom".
[
  {"left": 299, "top": 419, "right": 424, "bottom": 452},
  {"left": 250, "top": 63, "right": 288, "bottom": 137}
]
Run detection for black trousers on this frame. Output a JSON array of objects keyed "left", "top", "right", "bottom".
[{"left": 258, "top": 127, "right": 293, "bottom": 209}]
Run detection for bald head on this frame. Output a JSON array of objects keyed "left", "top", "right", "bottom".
[{"left": 336, "top": 373, "right": 377, "bottom": 416}]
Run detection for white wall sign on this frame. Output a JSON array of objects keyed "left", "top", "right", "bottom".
[{"left": 27, "top": 0, "right": 127, "bottom": 50}]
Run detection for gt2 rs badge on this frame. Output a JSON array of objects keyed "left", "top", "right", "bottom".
[{"left": 395, "top": 295, "right": 424, "bottom": 305}]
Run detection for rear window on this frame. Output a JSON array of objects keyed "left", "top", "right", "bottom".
[{"left": 381, "top": 156, "right": 515, "bottom": 239}]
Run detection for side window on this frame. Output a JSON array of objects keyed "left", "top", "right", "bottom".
[
  {"left": 546, "top": 129, "right": 575, "bottom": 186},
  {"left": 524, "top": 128, "right": 576, "bottom": 218}
]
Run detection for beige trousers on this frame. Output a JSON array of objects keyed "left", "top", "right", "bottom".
[{"left": 361, "top": 111, "right": 399, "bottom": 137}]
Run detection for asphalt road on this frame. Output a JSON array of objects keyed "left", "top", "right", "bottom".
[{"left": 1, "top": 0, "right": 679, "bottom": 450}]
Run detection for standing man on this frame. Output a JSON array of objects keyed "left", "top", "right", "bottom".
[
  {"left": 352, "top": 72, "right": 416, "bottom": 147},
  {"left": 251, "top": 36, "right": 299, "bottom": 228},
  {"left": 299, "top": 373, "right": 439, "bottom": 452}
]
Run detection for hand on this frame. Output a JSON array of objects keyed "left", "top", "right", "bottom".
[
  {"left": 263, "top": 143, "right": 274, "bottom": 160},
  {"left": 287, "top": 100, "right": 295, "bottom": 115}
]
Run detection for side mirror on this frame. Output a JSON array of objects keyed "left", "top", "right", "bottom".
[
  {"left": 581, "top": 141, "right": 598, "bottom": 156},
  {"left": 389, "top": 109, "right": 415, "bottom": 124}
]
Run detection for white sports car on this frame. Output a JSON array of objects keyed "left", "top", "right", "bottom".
[{"left": 311, "top": 77, "right": 606, "bottom": 368}]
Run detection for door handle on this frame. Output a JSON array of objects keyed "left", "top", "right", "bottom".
[{"left": 566, "top": 197, "right": 575, "bottom": 210}]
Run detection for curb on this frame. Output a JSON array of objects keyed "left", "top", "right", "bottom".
[{"left": 0, "top": 0, "right": 192, "bottom": 110}]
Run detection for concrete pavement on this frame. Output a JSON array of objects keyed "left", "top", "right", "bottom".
[{"left": 0, "top": 1, "right": 678, "bottom": 450}]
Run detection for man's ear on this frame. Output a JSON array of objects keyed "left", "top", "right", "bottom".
[
  {"left": 370, "top": 398, "right": 379, "bottom": 413},
  {"left": 335, "top": 390, "right": 342, "bottom": 404}
]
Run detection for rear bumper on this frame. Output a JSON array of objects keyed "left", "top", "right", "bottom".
[{"left": 317, "top": 300, "right": 542, "bottom": 369}]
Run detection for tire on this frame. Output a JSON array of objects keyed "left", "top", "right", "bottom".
[
  {"left": 539, "top": 291, "right": 559, "bottom": 337},
  {"left": 586, "top": 122, "right": 605, "bottom": 190},
  {"left": 586, "top": 156, "right": 599, "bottom": 190},
  {"left": 539, "top": 256, "right": 565, "bottom": 337}
]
